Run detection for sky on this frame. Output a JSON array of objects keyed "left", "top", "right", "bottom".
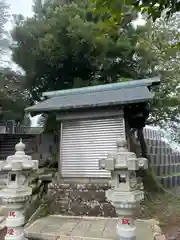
[
  {"left": 5, "top": 0, "right": 37, "bottom": 124},
  {"left": 7, "top": 0, "right": 33, "bottom": 18},
  {"left": 5, "top": 0, "right": 33, "bottom": 31},
  {"left": 3, "top": 0, "right": 34, "bottom": 69}
]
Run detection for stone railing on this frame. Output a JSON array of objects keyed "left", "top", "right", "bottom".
[
  {"left": 1, "top": 126, "right": 44, "bottom": 134},
  {"left": 14, "top": 126, "right": 44, "bottom": 134}
]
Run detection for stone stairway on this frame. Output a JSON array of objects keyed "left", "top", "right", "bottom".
[
  {"left": 0, "top": 134, "right": 36, "bottom": 187},
  {"left": 0, "top": 134, "right": 36, "bottom": 160}
]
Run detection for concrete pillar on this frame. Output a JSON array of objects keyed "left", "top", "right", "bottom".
[
  {"left": 99, "top": 139, "right": 148, "bottom": 240},
  {"left": 0, "top": 139, "right": 38, "bottom": 240}
]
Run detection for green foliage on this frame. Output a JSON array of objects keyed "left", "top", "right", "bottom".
[
  {"left": 0, "top": 68, "right": 30, "bottom": 121},
  {"left": 0, "top": 1, "right": 30, "bottom": 122},
  {"left": 89, "top": 0, "right": 180, "bottom": 26},
  {"left": 136, "top": 13, "right": 180, "bottom": 141},
  {"left": 11, "top": 0, "right": 141, "bottom": 100}
]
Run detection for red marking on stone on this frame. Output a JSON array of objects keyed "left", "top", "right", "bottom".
[
  {"left": 7, "top": 229, "right": 14, "bottom": 235},
  {"left": 122, "top": 217, "right": 130, "bottom": 225},
  {"left": 10, "top": 211, "right": 15, "bottom": 217}
]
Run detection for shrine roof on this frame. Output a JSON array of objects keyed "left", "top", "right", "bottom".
[{"left": 25, "top": 77, "right": 160, "bottom": 113}]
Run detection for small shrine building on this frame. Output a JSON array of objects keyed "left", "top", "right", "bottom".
[{"left": 26, "top": 77, "right": 160, "bottom": 180}]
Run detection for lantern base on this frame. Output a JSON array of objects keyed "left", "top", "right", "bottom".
[
  {"left": 117, "top": 223, "right": 136, "bottom": 240},
  {"left": 5, "top": 232, "right": 26, "bottom": 240}
]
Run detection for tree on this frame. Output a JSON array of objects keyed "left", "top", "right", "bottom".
[
  {"left": 11, "top": 0, "right": 180, "bottom": 141},
  {"left": 136, "top": 13, "right": 180, "bottom": 141},
  {"left": 0, "top": 1, "right": 29, "bottom": 122},
  {"left": 0, "top": 68, "right": 31, "bottom": 121},
  {"left": 89, "top": 0, "right": 180, "bottom": 26},
  {"left": 11, "top": 0, "right": 143, "bottom": 100}
]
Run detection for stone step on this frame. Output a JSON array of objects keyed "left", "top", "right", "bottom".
[
  {"left": 0, "top": 142, "right": 34, "bottom": 147},
  {"left": 0, "top": 147, "right": 34, "bottom": 152},
  {"left": 24, "top": 215, "right": 165, "bottom": 240},
  {"left": 0, "top": 146, "right": 34, "bottom": 152},
  {"left": 0, "top": 142, "right": 35, "bottom": 147},
  {"left": 0, "top": 147, "right": 33, "bottom": 150}
]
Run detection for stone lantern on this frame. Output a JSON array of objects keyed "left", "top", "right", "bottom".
[
  {"left": 0, "top": 139, "right": 38, "bottom": 240},
  {"left": 99, "top": 139, "right": 148, "bottom": 240}
]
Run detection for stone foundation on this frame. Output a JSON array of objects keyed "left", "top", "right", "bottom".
[{"left": 47, "top": 183, "right": 116, "bottom": 217}]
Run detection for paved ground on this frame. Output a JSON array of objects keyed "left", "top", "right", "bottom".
[{"left": 25, "top": 215, "right": 156, "bottom": 240}]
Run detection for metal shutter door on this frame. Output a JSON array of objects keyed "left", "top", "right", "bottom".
[{"left": 60, "top": 117, "right": 125, "bottom": 177}]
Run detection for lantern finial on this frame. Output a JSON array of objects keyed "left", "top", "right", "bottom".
[{"left": 15, "top": 139, "right": 26, "bottom": 153}]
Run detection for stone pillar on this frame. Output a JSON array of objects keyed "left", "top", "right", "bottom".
[
  {"left": 0, "top": 139, "right": 38, "bottom": 240},
  {"left": 99, "top": 139, "right": 148, "bottom": 240}
]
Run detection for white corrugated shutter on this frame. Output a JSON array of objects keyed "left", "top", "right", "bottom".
[{"left": 60, "top": 117, "right": 125, "bottom": 177}]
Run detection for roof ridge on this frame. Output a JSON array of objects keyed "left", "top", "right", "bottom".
[
  {"left": 51, "top": 85, "right": 146, "bottom": 99},
  {"left": 42, "top": 77, "right": 160, "bottom": 98}
]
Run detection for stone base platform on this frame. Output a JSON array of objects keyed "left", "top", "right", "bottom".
[{"left": 25, "top": 215, "right": 161, "bottom": 240}]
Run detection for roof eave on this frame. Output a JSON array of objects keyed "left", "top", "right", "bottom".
[{"left": 25, "top": 97, "right": 153, "bottom": 113}]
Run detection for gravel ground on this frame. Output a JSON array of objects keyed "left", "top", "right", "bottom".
[
  {"left": 163, "top": 226, "right": 180, "bottom": 240},
  {"left": 139, "top": 192, "right": 180, "bottom": 240}
]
